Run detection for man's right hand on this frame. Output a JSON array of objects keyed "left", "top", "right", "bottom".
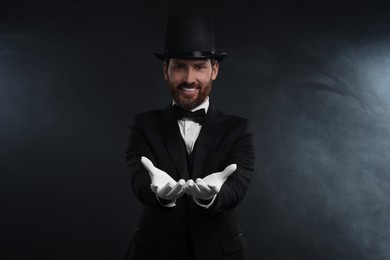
[{"left": 141, "top": 156, "right": 185, "bottom": 201}]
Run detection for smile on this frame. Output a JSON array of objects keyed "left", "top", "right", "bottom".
[{"left": 181, "top": 87, "right": 197, "bottom": 92}]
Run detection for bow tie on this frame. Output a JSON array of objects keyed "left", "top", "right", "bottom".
[{"left": 172, "top": 105, "right": 206, "bottom": 124}]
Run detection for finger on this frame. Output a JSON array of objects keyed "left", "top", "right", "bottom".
[
  {"left": 183, "top": 179, "right": 190, "bottom": 191},
  {"left": 167, "top": 179, "right": 185, "bottom": 197},
  {"left": 150, "top": 184, "right": 158, "bottom": 193},
  {"left": 185, "top": 179, "right": 196, "bottom": 196},
  {"left": 182, "top": 181, "right": 190, "bottom": 194},
  {"left": 186, "top": 179, "right": 195, "bottom": 187},
  {"left": 176, "top": 179, "right": 186, "bottom": 197},
  {"left": 176, "top": 188, "right": 185, "bottom": 197},
  {"left": 196, "top": 178, "right": 217, "bottom": 198},
  {"left": 141, "top": 156, "right": 155, "bottom": 172},
  {"left": 207, "top": 184, "right": 219, "bottom": 193},
  {"left": 177, "top": 179, "right": 186, "bottom": 186},
  {"left": 187, "top": 181, "right": 202, "bottom": 197},
  {"left": 193, "top": 182, "right": 201, "bottom": 194},
  {"left": 221, "top": 164, "right": 237, "bottom": 178},
  {"left": 158, "top": 182, "right": 174, "bottom": 197},
  {"left": 196, "top": 178, "right": 212, "bottom": 193}
]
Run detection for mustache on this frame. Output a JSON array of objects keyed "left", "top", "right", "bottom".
[{"left": 177, "top": 82, "right": 201, "bottom": 89}]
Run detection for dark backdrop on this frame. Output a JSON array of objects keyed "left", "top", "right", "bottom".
[{"left": 1, "top": 1, "right": 390, "bottom": 259}]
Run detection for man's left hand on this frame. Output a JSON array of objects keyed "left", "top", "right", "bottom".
[
  {"left": 184, "top": 178, "right": 217, "bottom": 200},
  {"left": 184, "top": 164, "right": 237, "bottom": 200}
]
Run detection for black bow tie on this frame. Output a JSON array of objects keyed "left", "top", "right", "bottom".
[{"left": 172, "top": 105, "right": 206, "bottom": 124}]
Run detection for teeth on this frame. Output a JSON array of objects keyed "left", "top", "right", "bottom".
[{"left": 182, "top": 87, "right": 196, "bottom": 92}]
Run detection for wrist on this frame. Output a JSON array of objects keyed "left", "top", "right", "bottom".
[
  {"left": 193, "top": 194, "right": 217, "bottom": 208},
  {"left": 156, "top": 195, "right": 176, "bottom": 207}
]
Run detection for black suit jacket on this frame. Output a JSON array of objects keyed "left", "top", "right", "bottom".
[{"left": 125, "top": 104, "right": 255, "bottom": 260}]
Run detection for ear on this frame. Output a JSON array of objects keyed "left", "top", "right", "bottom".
[
  {"left": 211, "top": 61, "right": 219, "bottom": 80},
  {"left": 163, "top": 62, "right": 168, "bottom": 80}
]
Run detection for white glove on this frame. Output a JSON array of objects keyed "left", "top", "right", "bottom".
[
  {"left": 141, "top": 156, "right": 185, "bottom": 200},
  {"left": 184, "top": 164, "right": 237, "bottom": 200}
]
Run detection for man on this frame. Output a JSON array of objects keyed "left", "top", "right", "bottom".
[{"left": 125, "top": 15, "right": 255, "bottom": 260}]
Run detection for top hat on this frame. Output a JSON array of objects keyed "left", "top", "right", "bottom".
[{"left": 154, "top": 15, "right": 227, "bottom": 62}]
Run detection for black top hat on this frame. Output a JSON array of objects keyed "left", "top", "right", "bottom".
[{"left": 154, "top": 15, "right": 227, "bottom": 62}]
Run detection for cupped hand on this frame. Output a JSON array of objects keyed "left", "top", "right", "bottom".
[
  {"left": 184, "top": 164, "right": 237, "bottom": 199},
  {"left": 184, "top": 178, "right": 215, "bottom": 200},
  {"left": 202, "top": 164, "right": 237, "bottom": 193},
  {"left": 141, "top": 156, "right": 185, "bottom": 200}
]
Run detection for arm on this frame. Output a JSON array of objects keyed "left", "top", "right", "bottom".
[
  {"left": 126, "top": 117, "right": 184, "bottom": 209},
  {"left": 126, "top": 117, "right": 160, "bottom": 208},
  {"left": 211, "top": 121, "right": 255, "bottom": 213},
  {"left": 183, "top": 120, "right": 255, "bottom": 213}
]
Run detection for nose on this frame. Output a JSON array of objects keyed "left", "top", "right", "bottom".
[{"left": 184, "top": 68, "right": 195, "bottom": 84}]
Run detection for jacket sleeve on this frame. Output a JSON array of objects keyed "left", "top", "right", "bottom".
[
  {"left": 126, "top": 116, "right": 163, "bottom": 210},
  {"left": 210, "top": 120, "right": 256, "bottom": 214}
]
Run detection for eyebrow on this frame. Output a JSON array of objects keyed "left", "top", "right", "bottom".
[{"left": 172, "top": 62, "right": 186, "bottom": 66}]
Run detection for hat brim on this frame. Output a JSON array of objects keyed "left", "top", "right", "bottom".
[{"left": 153, "top": 51, "right": 227, "bottom": 62}]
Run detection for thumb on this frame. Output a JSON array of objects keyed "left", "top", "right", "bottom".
[
  {"left": 221, "top": 164, "right": 237, "bottom": 179},
  {"left": 141, "top": 156, "right": 155, "bottom": 173}
]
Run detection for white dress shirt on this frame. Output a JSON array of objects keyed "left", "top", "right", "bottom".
[{"left": 174, "top": 97, "right": 209, "bottom": 154}]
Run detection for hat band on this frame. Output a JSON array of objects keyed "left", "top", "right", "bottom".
[{"left": 164, "top": 50, "right": 216, "bottom": 58}]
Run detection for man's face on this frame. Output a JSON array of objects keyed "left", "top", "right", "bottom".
[{"left": 163, "top": 58, "right": 219, "bottom": 110}]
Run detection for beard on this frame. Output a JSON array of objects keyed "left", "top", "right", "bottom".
[{"left": 168, "top": 79, "right": 212, "bottom": 110}]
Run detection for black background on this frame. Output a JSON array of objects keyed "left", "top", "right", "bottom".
[{"left": 1, "top": 1, "right": 390, "bottom": 259}]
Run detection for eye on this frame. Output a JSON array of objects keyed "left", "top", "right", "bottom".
[
  {"left": 196, "top": 64, "right": 207, "bottom": 70},
  {"left": 174, "top": 64, "right": 185, "bottom": 70}
]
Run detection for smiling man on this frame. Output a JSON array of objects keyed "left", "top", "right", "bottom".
[
  {"left": 125, "top": 15, "right": 255, "bottom": 260},
  {"left": 165, "top": 58, "right": 218, "bottom": 111}
]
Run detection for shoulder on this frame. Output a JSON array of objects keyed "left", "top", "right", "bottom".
[
  {"left": 213, "top": 108, "right": 252, "bottom": 128},
  {"left": 209, "top": 107, "right": 255, "bottom": 137},
  {"left": 133, "top": 109, "right": 163, "bottom": 120}
]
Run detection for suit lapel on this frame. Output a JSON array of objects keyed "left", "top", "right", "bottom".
[
  {"left": 191, "top": 105, "right": 220, "bottom": 179},
  {"left": 158, "top": 105, "right": 190, "bottom": 180}
]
